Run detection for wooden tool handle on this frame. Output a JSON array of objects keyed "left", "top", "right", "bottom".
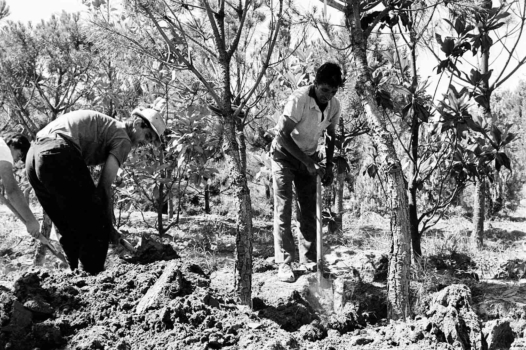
[
  {"left": 316, "top": 174, "right": 323, "bottom": 283},
  {"left": 0, "top": 192, "right": 68, "bottom": 265}
]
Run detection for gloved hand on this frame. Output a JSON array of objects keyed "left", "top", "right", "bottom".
[{"left": 321, "top": 165, "right": 334, "bottom": 187}]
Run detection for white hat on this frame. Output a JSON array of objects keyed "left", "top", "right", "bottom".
[{"left": 132, "top": 108, "right": 167, "bottom": 141}]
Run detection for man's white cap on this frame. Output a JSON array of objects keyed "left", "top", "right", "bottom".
[{"left": 132, "top": 108, "right": 167, "bottom": 141}]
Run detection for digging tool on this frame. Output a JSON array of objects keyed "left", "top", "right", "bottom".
[
  {"left": 0, "top": 192, "right": 68, "bottom": 265},
  {"left": 113, "top": 228, "right": 137, "bottom": 254},
  {"left": 316, "top": 174, "right": 325, "bottom": 284}
]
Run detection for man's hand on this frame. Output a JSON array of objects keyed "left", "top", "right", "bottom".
[
  {"left": 110, "top": 227, "right": 122, "bottom": 246},
  {"left": 25, "top": 218, "right": 40, "bottom": 238},
  {"left": 306, "top": 160, "right": 317, "bottom": 176},
  {"left": 307, "top": 160, "right": 326, "bottom": 178},
  {"left": 321, "top": 165, "right": 334, "bottom": 187}
]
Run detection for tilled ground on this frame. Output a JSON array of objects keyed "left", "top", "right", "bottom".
[
  {"left": 2, "top": 209, "right": 526, "bottom": 349},
  {"left": 2, "top": 245, "right": 526, "bottom": 350}
]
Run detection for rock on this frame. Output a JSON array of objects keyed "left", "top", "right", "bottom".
[
  {"left": 70, "top": 326, "right": 118, "bottom": 350},
  {"left": 136, "top": 260, "right": 182, "bottom": 314},
  {"left": 13, "top": 272, "right": 42, "bottom": 300},
  {"left": 260, "top": 334, "right": 298, "bottom": 350},
  {"left": 350, "top": 336, "right": 374, "bottom": 346},
  {"left": 2, "top": 300, "right": 33, "bottom": 332},
  {"left": 332, "top": 276, "right": 361, "bottom": 313},
  {"left": 511, "top": 338, "right": 526, "bottom": 350},
  {"left": 23, "top": 299, "right": 53, "bottom": 316},
  {"left": 298, "top": 322, "right": 326, "bottom": 341},
  {"left": 427, "top": 284, "right": 486, "bottom": 350},
  {"left": 483, "top": 319, "right": 514, "bottom": 350},
  {"left": 327, "top": 329, "right": 340, "bottom": 338},
  {"left": 253, "top": 258, "right": 275, "bottom": 273},
  {"left": 0, "top": 281, "right": 14, "bottom": 292},
  {"left": 493, "top": 259, "right": 526, "bottom": 280},
  {"left": 32, "top": 321, "right": 64, "bottom": 348},
  {"left": 124, "top": 235, "right": 179, "bottom": 264},
  {"left": 116, "top": 339, "right": 132, "bottom": 350}
]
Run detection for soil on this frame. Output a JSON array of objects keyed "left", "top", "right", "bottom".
[{"left": 1, "top": 205, "right": 526, "bottom": 350}]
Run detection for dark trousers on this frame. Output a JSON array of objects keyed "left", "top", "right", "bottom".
[
  {"left": 26, "top": 137, "right": 110, "bottom": 274},
  {"left": 272, "top": 146, "right": 317, "bottom": 264}
]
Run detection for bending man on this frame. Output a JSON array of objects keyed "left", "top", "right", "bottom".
[
  {"left": 271, "top": 62, "right": 343, "bottom": 282},
  {"left": 26, "top": 107, "right": 166, "bottom": 274}
]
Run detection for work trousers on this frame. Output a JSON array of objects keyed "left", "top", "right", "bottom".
[
  {"left": 26, "top": 137, "right": 110, "bottom": 274},
  {"left": 272, "top": 145, "right": 317, "bottom": 264}
]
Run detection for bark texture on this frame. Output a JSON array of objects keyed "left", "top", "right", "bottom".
[
  {"left": 33, "top": 211, "right": 53, "bottom": 266},
  {"left": 218, "top": 62, "right": 253, "bottom": 306},
  {"left": 472, "top": 180, "right": 485, "bottom": 248},
  {"left": 346, "top": 1, "right": 411, "bottom": 320},
  {"left": 471, "top": 0, "right": 493, "bottom": 245}
]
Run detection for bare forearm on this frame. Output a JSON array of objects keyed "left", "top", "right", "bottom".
[
  {"left": 97, "top": 186, "right": 114, "bottom": 226},
  {"left": 276, "top": 134, "right": 313, "bottom": 167},
  {"left": 6, "top": 187, "right": 37, "bottom": 224},
  {"left": 325, "top": 133, "right": 335, "bottom": 168}
]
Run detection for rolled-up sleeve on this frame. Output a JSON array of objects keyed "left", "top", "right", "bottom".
[
  {"left": 109, "top": 139, "right": 132, "bottom": 167},
  {"left": 283, "top": 91, "right": 304, "bottom": 123}
]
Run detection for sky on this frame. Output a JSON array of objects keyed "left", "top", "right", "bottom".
[
  {"left": 5, "top": 0, "right": 525, "bottom": 95},
  {"left": 6, "top": 0, "right": 86, "bottom": 24}
]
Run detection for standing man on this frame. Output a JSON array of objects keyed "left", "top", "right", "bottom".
[
  {"left": 26, "top": 106, "right": 166, "bottom": 274},
  {"left": 272, "top": 62, "right": 343, "bottom": 282},
  {"left": 0, "top": 133, "right": 40, "bottom": 237}
]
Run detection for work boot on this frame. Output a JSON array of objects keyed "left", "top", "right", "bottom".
[{"left": 278, "top": 263, "right": 295, "bottom": 282}]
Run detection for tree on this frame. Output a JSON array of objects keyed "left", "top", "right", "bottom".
[
  {"left": 431, "top": 0, "right": 525, "bottom": 247},
  {"left": 0, "top": 0, "right": 9, "bottom": 21},
  {"left": 0, "top": 21, "right": 41, "bottom": 135},
  {"left": 93, "top": 0, "right": 287, "bottom": 306},
  {"left": 323, "top": 0, "right": 412, "bottom": 320},
  {"left": 32, "top": 12, "right": 96, "bottom": 121}
]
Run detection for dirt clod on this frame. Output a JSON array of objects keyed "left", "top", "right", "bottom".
[{"left": 427, "top": 284, "right": 486, "bottom": 350}]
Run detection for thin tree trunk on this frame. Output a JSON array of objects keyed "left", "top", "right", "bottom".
[
  {"left": 204, "top": 179, "right": 210, "bottom": 214},
  {"left": 158, "top": 182, "right": 164, "bottom": 239},
  {"left": 33, "top": 211, "right": 53, "bottom": 266},
  {"left": 406, "top": 14, "right": 422, "bottom": 259},
  {"left": 408, "top": 120, "right": 420, "bottom": 257},
  {"left": 218, "top": 62, "right": 253, "bottom": 306},
  {"left": 472, "top": 0, "right": 492, "bottom": 240},
  {"left": 472, "top": 180, "right": 485, "bottom": 248},
  {"left": 346, "top": 1, "right": 411, "bottom": 320},
  {"left": 168, "top": 190, "right": 174, "bottom": 219}
]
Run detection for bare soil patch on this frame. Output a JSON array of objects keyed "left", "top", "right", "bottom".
[{"left": 1, "top": 205, "right": 526, "bottom": 349}]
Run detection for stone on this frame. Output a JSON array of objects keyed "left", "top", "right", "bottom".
[
  {"left": 350, "top": 336, "right": 374, "bottom": 346},
  {"left": 2, "top": 300, "right": 33, "bottom": 332},
  {"left": 136, "top": 260, "right": 181, "bottom": 314},
  {"left": 298, "top": 323, "right": 326, "bottom": 341},
  {"left": 332, "top": 277, "right": 361, "bottom": 313},
  {"left": 0, "top": 281, "right": 14, "bottom": 292},
  {"left": 23, "top": 299, "right": 53, "bottom": 316},
  {"left": 511, "top": 338, "right": 526, "bottom": 350},
  {"left": 428, "top": 284, "right": 486, "bottom": 350},
  {"left": 483, "top": 319, "right": 514, "bottom": 350}
]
